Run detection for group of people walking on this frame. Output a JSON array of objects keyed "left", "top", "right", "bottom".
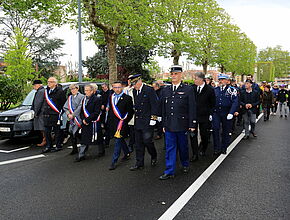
[{"left": 31, "top": 66, "right": 289, "bottom": 180}]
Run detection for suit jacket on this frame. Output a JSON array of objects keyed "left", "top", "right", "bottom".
[
  {"left": 192, "top": 84, "right": 216, "bottom": 123},
  {"left": 214, "top": 85, "right": 239, "bottom": 115},
  {"left": 107, "top": 93, "right": 134, "bottom": 138},
  {"left": 43, "top": 86, "right": 66, "bottom": 126},
  {"left": 80, "top": 94, "right": 102, "bottom": 145},
  {"left": 133, "top": 84, "right": 159, "bottom": 130},
  {"left": 31, "top": 86, "right": 45, "bottom": 130},
  {"left": 161, "top": 83, "right": 197, "bottom": 132},
  {"left": 240, "top": 89, "right": 260, "bottom": 114}
]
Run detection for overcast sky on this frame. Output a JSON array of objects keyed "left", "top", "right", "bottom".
[{"left": 54, "top": 0, "right": 290, "bottom": 72}]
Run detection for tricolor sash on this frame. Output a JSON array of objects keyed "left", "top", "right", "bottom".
[
  {"left": 111, "top": 94, "right": 128, "bottom": 138},
  {"left": 44, "top": 88, "right": 62, "bottom": 124},
  {"left": 68, "top": 95, "right": 82, "bottom": 128},
  {"left": 82, "top": 98, "right": 101, "bottom": 142}
]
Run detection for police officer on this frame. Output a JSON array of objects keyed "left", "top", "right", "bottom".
[
  {"left": 129, "top": 74, "right": 159, "bottom": 171},
  {"left": 159, "top": 65, "right": 196, "bottom": 180},
  {"left": 212, "top": 74, "right": 239, "bottom": 155}
]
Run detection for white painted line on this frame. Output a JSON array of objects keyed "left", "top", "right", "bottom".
[
  {"left": 0, "top": 154, "right": 45, "bottom": 166},
  {"left": 0, "top": 146, "right": 30, "bottom": 154},
  {"left": 158, "top": 113, "right": 263, "bottom": 220}
]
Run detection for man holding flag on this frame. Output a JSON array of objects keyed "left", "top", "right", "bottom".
[
  {"left": 107, "top": 81, "right": 134, "bottom": 170},
  {"left": 63, "top": 84, "right": 84, "bottom": 155},
  {"left": 42, "top": 77, "right": 66, "bottom": 153}
]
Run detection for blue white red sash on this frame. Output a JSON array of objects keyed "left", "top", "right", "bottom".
[
  {"left": 111, "top": 94, "right": 128, "bottom": 138},
  {"left": 44, "top": 89, "right": 60, "bottom": 114},
  {"left": 68, "top": 95, "right": 82, "bottom": 128}
]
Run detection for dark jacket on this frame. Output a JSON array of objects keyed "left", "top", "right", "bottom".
[
  {"left": 107, "top": 93, "right": 134, "bottom": 138},
  {"left": 31, "top": 86, "right": 45, "bottom": 130},
  {"left": 133, "top": 84, "right": 159, "bottom": 130},
  {"left": 192, "top": 84, "right": 216, "bottom": 123},
  {"left": 80, "top": 94, "right": 102, "bottom": 145},
  {"left": 161, "top": 83, "right": 196, "bottom": 132},
  {"left": 240, "top": 89, "right": 260, "bottom": 114},
  {"left": 43, "top": 86, "right": 66, "bottom": 126},
  {"left": 277, "top": 89, "right": 288, "bottom": 103},
  {"left": 262, "top": 91, "right": 274, "bottom": 108},
  {"left": 214, "top": 85, "right": 239, "bottom": 115}
]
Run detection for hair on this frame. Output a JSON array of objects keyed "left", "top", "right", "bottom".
[
  {"left": 69, "top": 84, "right": 79, "bottom": 90},
  {"left": 85, "top": 84, "right": 94, "bottom": 91},
  {"left": 112, "top": 81, "right": 122, "bottom": 85},
  {"left": 48, "top": 77, "right": 58, "bottom": 83},
  {"left": 152, "top": 81, "right": 160, "bottom": 87},
  {"left": 101, "top": 83, "right": 108, "bottom": 87},
  {"left": 194, "top": 71, "right": 205, "bottom": 80},
  {"left": 90, "top": 83, "right": 98, "bottom": 91}
]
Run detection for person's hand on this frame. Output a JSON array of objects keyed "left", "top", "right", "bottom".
[
  {"left": 101, "top": 105, "right": 105, "bottom": 110},
  {"left": 83, "top": 120, "right": 88, "bottom": 125},
  {"left": 149, "top": 120, "right": 156, "bottom": 126},
  {"left": 189, "top": 128, "right": 195, "bottom": 132},
  {"left": 106, "top": 107, "right": 109, "bottom": 112},
  {"left": 227, "top": 114, "right": 233, "bottom": 120},
  {"left": 163, "top": 127, "right": 165, "bottom": 133},
  {"left": 234, "top": 112, "right": 239, "bottom": 116},
  {"left": 68, "top": 114, "right": 74, "bottom": 120},
  {"left": 248, "top": 104, "right": 252, "bottom": 108}
]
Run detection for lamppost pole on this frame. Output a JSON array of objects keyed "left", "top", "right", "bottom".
[{"left": 77, "top": 0, "right": 83, "bottom": 82}]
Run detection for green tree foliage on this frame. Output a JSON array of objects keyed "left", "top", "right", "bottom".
[
  {"left": 257, "top": 46, "right": 290, "bottom": 80},
  {"left": 3, "top": 28, "right": 35, "bottom": 87}
]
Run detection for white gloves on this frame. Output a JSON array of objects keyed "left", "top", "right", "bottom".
[
  {"left": 157, "top": 117, "right": 162, "bottom": 122},
  {"left": 227, "top": 114, "right": 233, "bottom": 120},
  {"left": 149, "top": 120, "right": 156, "bottom": 126},
  {"left": 209, "top": 115, "right": 212, "bottom": 121}
]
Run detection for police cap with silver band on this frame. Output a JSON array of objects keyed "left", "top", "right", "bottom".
[
  {"left": 128, "top": 74, "right": 142, "bottom": 84},
  {"left": 218, "top": 74, "right": 229, "bottom": 80},
  {"left": 170, "top": 65, "right": 183, "bottom": 73}
]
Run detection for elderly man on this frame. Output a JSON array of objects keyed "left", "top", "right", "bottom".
[
  {"left": 31, "top": 80, "right": 46, "bottom": 147},
  {"left": 63, "top": 84, "right": 84, "bottom": 155},
  {"left": 76, "top": 84, "right": 102, "bottom": 162},
  {"left": 159, "top": 65, "right": 197, "bottom": 180},
  {"left": 42, "top": 77, "right": 66, "bottom": 153}
]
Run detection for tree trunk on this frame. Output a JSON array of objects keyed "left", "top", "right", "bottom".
[
  {"left": 172, "top": 49, "right": 181, "bottom": 65},
  {"left": 105, "top": 32, "right": 118, "bottom": 85},
  {"left": 220, "top": 65, "right": 225, "bottom": 73},
  {"left": 202, "top": 60, "right": 208, "bottom": 74}
]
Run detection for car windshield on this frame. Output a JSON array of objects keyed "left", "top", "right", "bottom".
[{"left": 22, "top": 90, "right": 36, "bottom": 106}]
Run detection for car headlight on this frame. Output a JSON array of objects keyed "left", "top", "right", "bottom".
[{"left": 18, "top": 110, "right": 35, "bottom": 121}]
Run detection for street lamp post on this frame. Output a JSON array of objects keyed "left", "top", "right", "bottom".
[{"left": 77, "top": 0, "right": 83, "bottom": 82}]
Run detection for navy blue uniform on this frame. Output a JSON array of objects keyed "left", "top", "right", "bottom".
[
  {"left": 161, "top": 83, "right": 196, "bottom": 175},
  {"left": 212, "top": 85, "right": 238, "bottom": 153}
]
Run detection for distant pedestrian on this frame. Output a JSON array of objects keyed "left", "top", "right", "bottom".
[
  {"left": 271, "top": 84, "right": 279, "bottom": 115},
  {"left": 277, "top": 84, "right": 289, "bottom": 118},
  {"left": 261, "top": 85, "right": 274, "bottom": 121}
]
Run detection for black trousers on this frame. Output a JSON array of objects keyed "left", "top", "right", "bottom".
[
  {"left": 190, "top": 121, "right": 210, "bottom": 156},
  {"left": 71, "top": 129, "right": 81, "bottom": 152},
  {"left": 134, "top": 127, "right": 157, "bottom": 167},
  {"left": 128, "top": 125, "right": 135, "bottom": 152},
  {"left": 44, "top": 125, "right": 63, "bottom": 149}
]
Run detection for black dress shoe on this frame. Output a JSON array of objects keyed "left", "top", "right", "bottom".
[
  {"left": 109, "top": 163, "right": 116, "bottom": 170},
  {"left": 251, "top": 132, "right": 257, "bottom": 137},
  {"left": 199, "top": 151, "right": 205, "bottom": 157},
  {"left": 221, "top": 149, "right": 227, "bottom": 155},
  {"left": 51, "top": 148, "right": 63, "bottom": 153},
  {"left": 129, "top": 165, "right": 144, "bottom": 171},
  {"left": 151, "top": 159, "right": 157, "bottom": 166},
  {"left": 121, "top": 154, "right": 130, "bottom": 161},
  {"left": 159, "top": 173, "right": 175, "bottom": 180},
  {"left": 190, "top": 155, "right": 198, "bottom": 162},
  {"left": 182, "top": 166, "right": 189, "bottom": 173},
  {"left": 42, "top": 148, "right": 51, "bottom": 153},
  {"left": 243, "top": 135, "right": 249, "bottom": 140},
  {"left": 75, "top": 156, "right": 85, "bottom": 162},
  {"left": 69, "top": 150, "right": 78, "bottom": 155}
]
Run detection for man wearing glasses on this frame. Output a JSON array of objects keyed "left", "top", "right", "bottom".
[{"left": 42, "top": 77, "right": 66, "bottom": 153}]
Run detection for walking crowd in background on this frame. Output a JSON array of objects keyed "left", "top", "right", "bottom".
[{"left": 31, "top": 66, "right": 289, "bottom": 180}]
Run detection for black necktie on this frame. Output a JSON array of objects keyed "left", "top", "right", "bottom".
[
  {"left": 137, "top": 90, "right": 140, "bottom": 96},
  {"left": 173, "top": 86, "right": 176, "bottom": 92},
  {"left": 197, "top": 86, "right": 201, "bottom": 94}
]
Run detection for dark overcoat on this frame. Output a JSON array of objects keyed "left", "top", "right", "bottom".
[{"left": 31, "top": 86, "right": 45, "bottom": 130}]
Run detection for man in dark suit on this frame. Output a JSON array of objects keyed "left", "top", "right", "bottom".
[
  {"left": 190, "top": 72, "right": 216, "bottom": 161},
  {"left": 129, "top": 74, "right": 159, "bottom": 171},
  {"left": 76, "top": 84, "right": 102, "bottom": 162},
  {"left": 107, "top": 81, "right": 134, "bottom": 170},
  {"left": 42, "top": 77, "right": 66, "bottom": 153},
  {"left": 159, "top": 65, "right": 197, "bottom": 180}
]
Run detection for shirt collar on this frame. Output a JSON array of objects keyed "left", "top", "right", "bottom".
[
  {"left": 138, "top": 83, "right": 144, "bottom": 92},
  {"left": 172, "top": 82, "right": 181, "bottom": 91},
  {"left": 198, "top": 82, "right": 205, "bottom": 91}
]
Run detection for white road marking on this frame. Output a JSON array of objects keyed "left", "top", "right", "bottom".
[
  {"left": 0, "top": 146, "right": 30, "bottom": 154},
  {"left": 158, "top": 113, "right": 263, "bottom": 220},
  {"left": 0, "top": 154, "right": 45, "bottom": 166}
]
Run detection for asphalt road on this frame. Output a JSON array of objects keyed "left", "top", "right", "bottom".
[{"left": 0, "top": 115, "right": 289, "bottom": 220}]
